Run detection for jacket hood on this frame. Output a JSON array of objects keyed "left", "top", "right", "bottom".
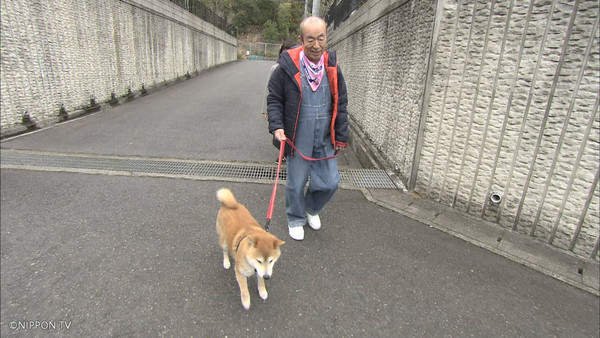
[{"left": 277, "top": 47, "right": 300, "bottom": 76}]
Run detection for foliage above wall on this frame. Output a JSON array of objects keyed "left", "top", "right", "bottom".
[{"left": 200, "top": 0, "right": 332, "bottom": 42}]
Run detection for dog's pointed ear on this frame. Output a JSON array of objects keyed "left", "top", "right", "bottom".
[
  {"left": 274, "top": 239, "right": 285, "bottom": 248},
  {"left": 247, "top": 236, "right": 256, "bottom": 247}
]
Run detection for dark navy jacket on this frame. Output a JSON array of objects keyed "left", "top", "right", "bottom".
[{"left": 267, "top": 46, "right": 349, "bottom": 156}]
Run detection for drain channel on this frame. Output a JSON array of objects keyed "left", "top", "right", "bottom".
[{"left": 1, "top": 150, "right": 397, "bottom": 189}]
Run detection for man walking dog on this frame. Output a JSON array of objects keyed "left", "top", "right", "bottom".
[{"left": 267, "top": 16, "right": 349, "bottom": 241}]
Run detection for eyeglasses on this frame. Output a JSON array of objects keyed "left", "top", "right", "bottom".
[{"left": 304, "top": 36, "right": 326, "bottom": 46}]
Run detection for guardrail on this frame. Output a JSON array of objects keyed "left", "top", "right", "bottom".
[
  {"left": 170, "top": 0, "right": 235, "bottom": 36},
  {"left": 325, "top": 0, "right": 366, "bottom": 29}
]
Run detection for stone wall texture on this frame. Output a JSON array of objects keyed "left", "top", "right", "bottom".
[
  {"left": 0, "top": 0, "right": 237, "bottom": 135},
  {"left": 329, "top": 0, "right": 436, "bottom": 185},
  {"left": 328, "top": 0, "right": 599, "bottom": 261}
]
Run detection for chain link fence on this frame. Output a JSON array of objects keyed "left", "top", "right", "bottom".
[{"left": 238, "top": 41, "right": 283, "bottom": 60}]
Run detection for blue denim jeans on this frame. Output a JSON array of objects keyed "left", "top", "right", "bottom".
[{"left": 286, "top": 62, "right": 340, "bottom": 228}]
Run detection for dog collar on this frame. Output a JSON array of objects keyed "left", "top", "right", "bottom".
[{"left": 235, "top": 234, "right": 249, "bottom": 252}]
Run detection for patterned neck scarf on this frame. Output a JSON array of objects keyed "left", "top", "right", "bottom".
[{"left": 300, "top": 50, "right": 325, "bottom": 92}]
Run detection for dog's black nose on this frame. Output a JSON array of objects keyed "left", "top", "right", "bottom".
[{"left": 263, "top": 275, "right": 270, "bottom": 280}]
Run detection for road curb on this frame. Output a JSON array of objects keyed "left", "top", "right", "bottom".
[{"left": 360, "top": 188, "right": 600, "bottom": 296}]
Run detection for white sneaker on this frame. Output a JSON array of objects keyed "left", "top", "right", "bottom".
[
  {"left": 288, "top": 226, "right": 305, "bottom": 241},
  {"left": 306, "top": 212, "right": 321, "bottom": 230}
]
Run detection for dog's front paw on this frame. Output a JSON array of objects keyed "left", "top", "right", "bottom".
[
  {"left": 241, "top": 294, "right": 251, "bottom": 310},
  {"left": 222, "top": 253, "right": 231, "bottom": 269},
  {"left": 259, "top": 288, "right": 268, "bottom": 300}
]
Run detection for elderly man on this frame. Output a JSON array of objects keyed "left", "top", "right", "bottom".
[{"left": 267, "top": 16, "right": 349, "bottom": 241}]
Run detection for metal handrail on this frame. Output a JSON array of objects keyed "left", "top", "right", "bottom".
[{"left": 170, "top": 0, "right": 235, "bottom": 36}]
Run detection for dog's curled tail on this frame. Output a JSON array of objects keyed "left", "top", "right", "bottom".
[{"left": 217, "top": 188, "right": 239, "bottom": 209}]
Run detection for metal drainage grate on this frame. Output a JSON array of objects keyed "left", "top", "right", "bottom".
[
  {"left": 1, "top": 151, "right": 397, "bottom": 189},
  {"left": 341, "top": 169, "right": 398, "bottom": 189}
]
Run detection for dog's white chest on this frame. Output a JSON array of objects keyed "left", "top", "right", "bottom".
[{"left": 237, "top": 260, "right": 255, "bottom": 277}]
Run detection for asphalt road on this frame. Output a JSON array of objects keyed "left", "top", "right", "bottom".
[
  {"left": 2, "top": 61, "right": 277, "bottom": 163},
  {"left": 1, "top": 60, "right": 598, "bottom": 337}
]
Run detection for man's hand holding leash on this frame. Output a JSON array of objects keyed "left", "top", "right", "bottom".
[{"left": 274, "top": 129, "right": 287, "bottom": 142}]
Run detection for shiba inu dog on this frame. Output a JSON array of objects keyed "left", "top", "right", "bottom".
[{"left": 216, "top": 188, "right": 285, "bottom": 310}]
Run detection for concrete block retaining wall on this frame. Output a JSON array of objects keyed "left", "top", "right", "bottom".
[
  {"left": 0, "top": 0, "right": 237, "bottom": 135},
  {"left": 328, "top": 0, "right": 599, "bottom": 261}
]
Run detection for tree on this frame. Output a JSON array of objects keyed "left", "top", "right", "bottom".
[
  {"left": 231, "top": 0, "right": 277, "bottom": 28},
  {"left": 277, "top": 2, "right": 292, "bottom": 40},
  {"left": 263, "top": 20, "right": 279, "bottom": 42},
  {"left": 200, "top": 0, "right": 307, "bottom": 40}
]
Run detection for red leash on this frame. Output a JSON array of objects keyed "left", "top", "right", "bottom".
[
  {"left": 264, "top": 139, "right": 339, "bottom": 231},
  {"left": 283, "top": 138, "right": 339, "bottom": 161},
  {"left": 264, "top": 140, "right": 285, "bottom": 231}
]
